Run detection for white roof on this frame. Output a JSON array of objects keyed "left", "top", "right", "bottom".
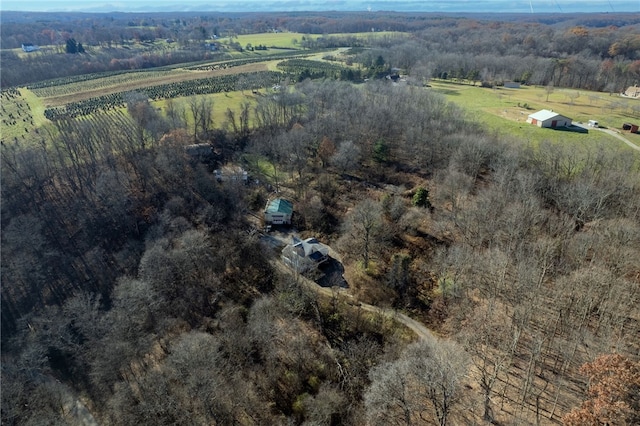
[
  {"left": 528, "top": 109, "right": 569, "bottom": 122},
  {"left": 289, "top": 237, "right": 329, "bottom": 258}
]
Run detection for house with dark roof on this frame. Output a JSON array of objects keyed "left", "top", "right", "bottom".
[
  {"left": 264, "top": 198, "right": 293, "bottom": 225},
  {"left": 281, "top": 237, "right": 330, "bottom": 272}
]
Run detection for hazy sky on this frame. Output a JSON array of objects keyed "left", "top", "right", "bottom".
[{"left": 0, "top": 0, "right": 638, "bottom": 13}]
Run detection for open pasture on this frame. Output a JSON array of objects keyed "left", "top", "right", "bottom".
[
  {"left": 231, "top": 31, "right": 407, "bottom": 49},
  {"left": 232, "top": 32, "right": 316, "bottom": 49},
  {"left": 429, "top": 80, "right": 640, "bottom": 151}
]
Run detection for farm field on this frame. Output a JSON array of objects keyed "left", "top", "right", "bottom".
[
  {"left": 231, "top": 32, "right": 318, "bottom": 49},
  {"left": 1, "top": 47, "right": 356, "bottom": 131},
  {"left": 26, "top": 48, "right": 345, "bottom": 108},
  {"left": 429, "top": 80, "right": 640, "bottom": 151},
  {"left": 231, "top": 31, "right": 407, "bottom": 49},
  {"left": 40, "top": 63, "right": 271, "bottom": 107},
  {"left": 0, "top": 88, "right": 48, "bottom": 142}
]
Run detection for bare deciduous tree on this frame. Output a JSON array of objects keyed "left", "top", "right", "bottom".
[
  {"left": 339, "top": 198, "right": 384, "bottom": 270},
  {"left": 365, "top": 338, "right": 469, "bottom": 426},
  {"left": 331, "top": 140, "right": 361, "bottom": 174}
]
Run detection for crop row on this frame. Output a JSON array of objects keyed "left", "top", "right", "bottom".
[
  {"left": 185, "top": 51, "right": 314, "bottom": 71},
  {"left": 25, "top": 68, "right": 175, "bottom": 91},
  {"left": 1, "top": 88, "right": 22, "bottom": 98},
  {"left": 31, "top": 70, "right": 177, "bottom": 98},
  {"left": 44, "top": 71, "right": 283, "bottom": 120},
  {"left": 25, "top": 50, "right": 317, "bottom": 93},
  {"left": 276, "top": 59, "right": 348, "bottom": 80}
]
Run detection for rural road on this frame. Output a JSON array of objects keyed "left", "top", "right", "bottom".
[
  {"left": 574, "top": 122, "right": 640, "bottom": 153},
  {"left": 599, "top": 129, "right": 640, "bottom": 152},
  {"left": 271, "top": 254, "right": 435, "bottom": 341},
  {"left": 261, "top": 225, "right": 436, "bottom": 341}
]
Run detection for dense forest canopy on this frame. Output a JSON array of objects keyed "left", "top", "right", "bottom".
[{"left": 2, "top": 9, "right": 640, "bottom": 426}]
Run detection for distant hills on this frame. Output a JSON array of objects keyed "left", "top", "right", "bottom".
[{"left": 1, "top": 0, "right": 638, "bottom": 13}]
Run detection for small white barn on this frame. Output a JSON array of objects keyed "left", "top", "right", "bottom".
[
  {"left": 21, "top": 43, "right": 39, "bottom": 52},
  {"left": 282, "top": 237, "right": 330, "bottom": 272},
  {"left": 527, "top": 110, "right": 572, "bottom": 128},
  {"left": 264, "top": 198, "right": 293, "bottom": 225}
]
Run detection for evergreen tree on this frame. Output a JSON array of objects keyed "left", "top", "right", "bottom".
[
  {"left": 412, "top": 187, "right": 432, "bottom": 210},
  {"left": 65, "top": 38, "right": 77, "bottom": 54}
]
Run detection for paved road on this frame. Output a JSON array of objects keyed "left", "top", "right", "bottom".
[
  {"left": 574, "top": 122, "right": 640, "bottom": 153},
  {"left": 272, "top": 260, "right": 435, "bottom": 341}
]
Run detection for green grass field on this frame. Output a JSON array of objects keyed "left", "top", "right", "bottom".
[
  {"left": 429, "top": 80, "right": 640, "bottom": 152},
  {"left": 230, "top": 31, "right": 407, "bottom": 49},
  {"left": 0, "top": 88, "right": 48, "bottom": 143},
  {"left": 152, "top": 90, "right": 261, "bottom": 130},
  {"left": 229, "top": 32, "right": 314, "bottom": 49}
]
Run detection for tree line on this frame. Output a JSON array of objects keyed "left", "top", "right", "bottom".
[{"left": 2, "top": 11, "right": 639, "bottom": 92}]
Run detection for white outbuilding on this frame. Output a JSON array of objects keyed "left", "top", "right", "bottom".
[
  {"left": 264, "top": 198, "right": 293, "bottom": 225},
  {"left": 527, "top": 109, "right": 572, "bottom": 128}
]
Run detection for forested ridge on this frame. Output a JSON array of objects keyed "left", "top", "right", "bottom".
[
  {"left": 1, "top": 11, "right": 640, "bottom": 90},
  {"left": 2, "top": 10, "right": 640, "bottom": 426}
]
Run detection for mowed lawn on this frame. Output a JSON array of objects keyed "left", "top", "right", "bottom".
[{"left": 429, "top": 80, "right": 640, "bottom": 152}]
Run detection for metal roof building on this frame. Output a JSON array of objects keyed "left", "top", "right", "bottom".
[
  {"left": 264, "top": 198, "right": 293, "bottom": 225},
  {"left": 527, "top": 109, "right": 572, "bottom": 128}
]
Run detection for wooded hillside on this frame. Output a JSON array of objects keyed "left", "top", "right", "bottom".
[{"left": 2, "top": 10, "right": 639, "bottom": 426}]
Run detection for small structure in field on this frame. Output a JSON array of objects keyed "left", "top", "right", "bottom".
[
  {"left": 21, "top": 43, "right": 39, "bottom": 52},
  {"left": 264, "top": 198, "right": 293, "bottom": 225},
  {"left": 282, "top": 237, "right": 330, "bottom": 272},
  {"left": 527, "top": 109, "right": 572, "bottom": 128},
  {"left": 504, "top": 81, "right": 521, "bottom": 89},
  {"left": 622, "top": 123, "right": 639, "bottom": 133},
  {"left": 623, "top": 85, "right": 640, "bottom": 98}
]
